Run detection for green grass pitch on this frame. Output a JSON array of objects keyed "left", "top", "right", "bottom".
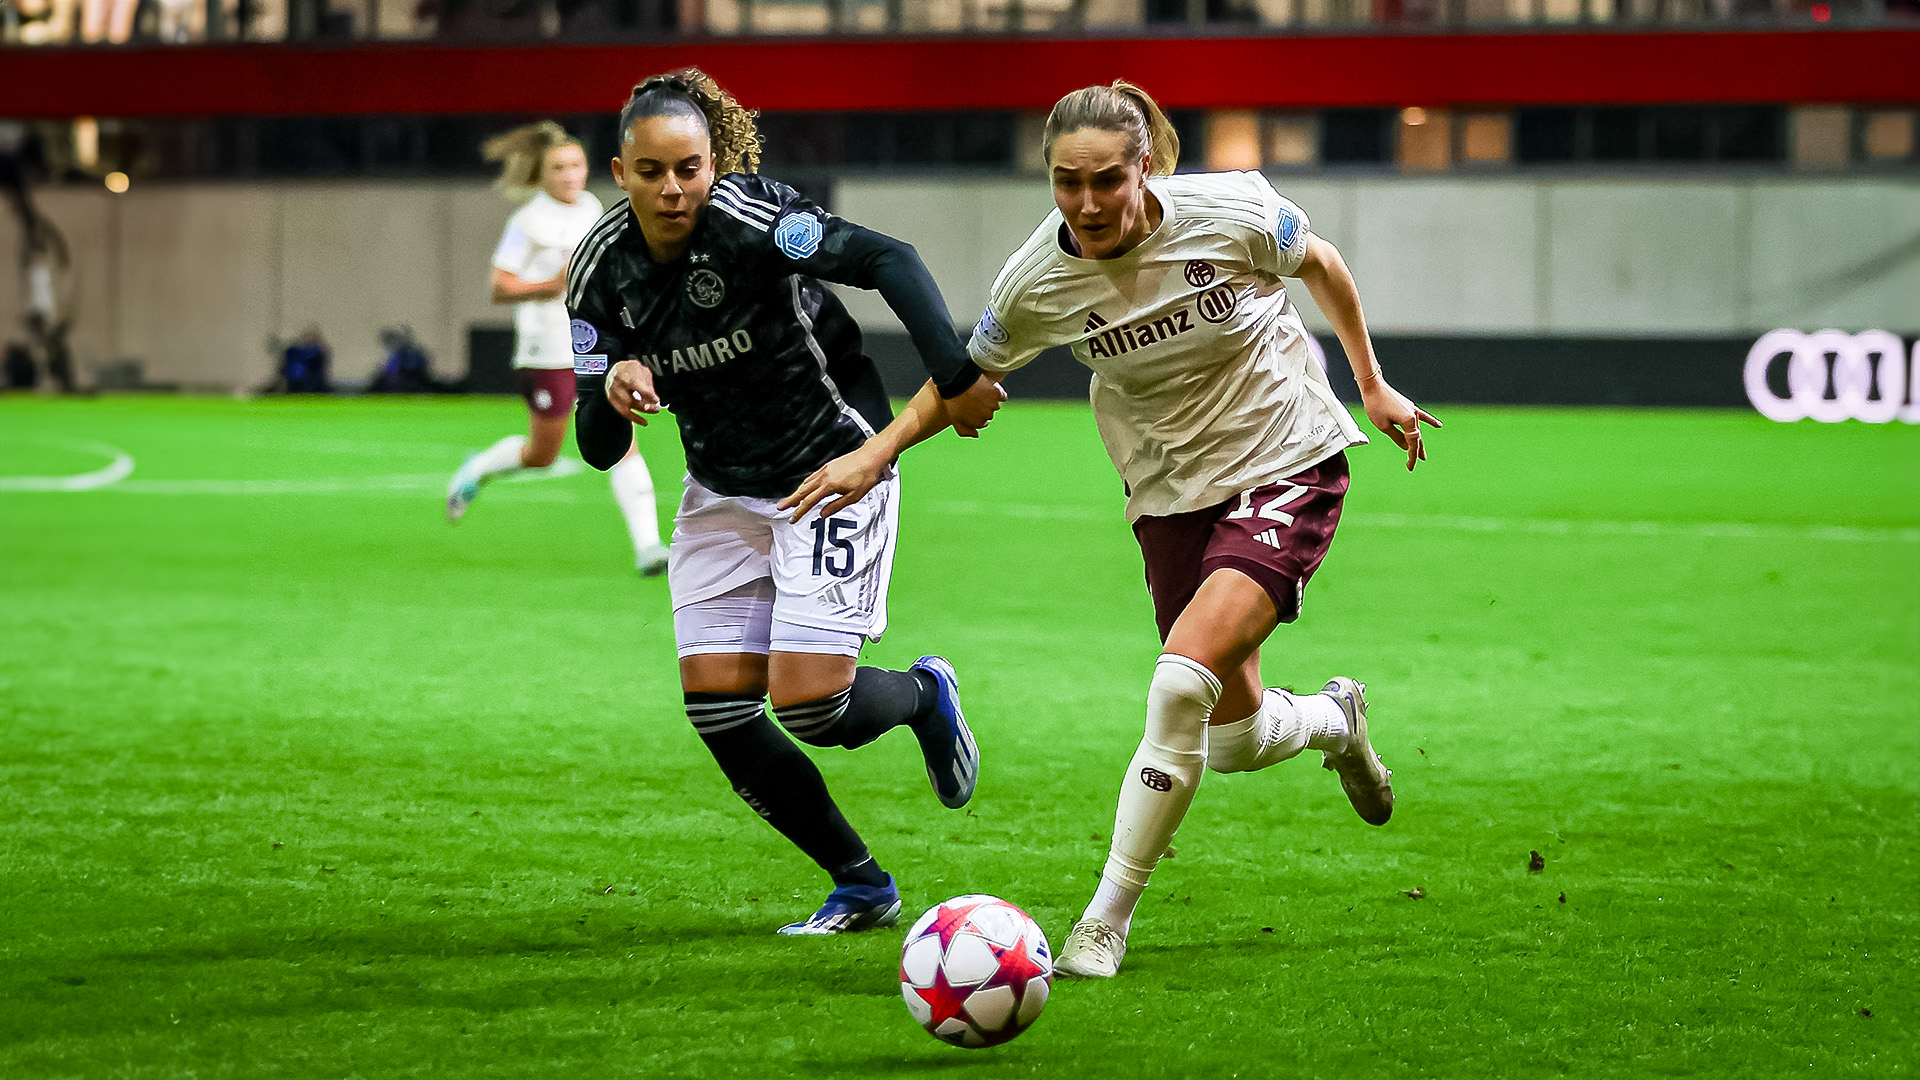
[{"left": 2, "top": 395, "right": 1915, "bottom": 1078}]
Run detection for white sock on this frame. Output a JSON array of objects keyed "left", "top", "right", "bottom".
[
  {"left": 608, "top": 453, "right": 662, "bottom": 553},
  {"left": 470, "top": 435, "right": 528, "bottom": 482},
  {"left": 1206, "top": 688, "right": 1348, "bottom": 773},
  {"left": 1083, "top": 653, "right": 1219, "bottom": 937}
]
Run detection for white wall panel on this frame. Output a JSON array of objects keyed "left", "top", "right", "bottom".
[
  {"left": 1747, "top": 179, "right": 1920, "bottom": 334},
  {"left": 1347, "top": 179, "right": 1540, "bottom": 333},
  {"left": 833, "top": 177, "right": 1057, "bottom": 335},
  {"left": 1544, "top": 181, "right": 1747, "bottom": 334},
  {"left": 278, "top": 182, "right": 450, "bottom": 382},
  {"left": 116, "top": 185, "right": 280, "bottom": 386}
]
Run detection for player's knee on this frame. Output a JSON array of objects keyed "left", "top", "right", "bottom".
[
  {"left": 521, "top": 443, "right": 560, "bottom": 469},
  {"left": 772, "top": 687, "right": 854, "bottom": 748},
  {"left": 1149, "top": 654, "right": 1222, "bottom": 724}
]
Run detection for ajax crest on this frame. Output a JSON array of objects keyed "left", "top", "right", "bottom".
[{"left": 686, "top": 269, "right": 726, "bottom": 309}]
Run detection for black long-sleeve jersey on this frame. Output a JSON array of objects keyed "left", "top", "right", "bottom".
[{"left": 567, "top": 173, "right": 980, "bottom": 499}]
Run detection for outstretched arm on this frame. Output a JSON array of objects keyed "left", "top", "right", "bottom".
[
  {"left": 1292, "top": 234, "right": 1441, "bottom": 471},
  {"left": 779, "top": 373, "right": 1006, "bottom": 522}
]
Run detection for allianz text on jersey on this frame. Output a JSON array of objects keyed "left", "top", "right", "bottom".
[{"left": 1745, "top": 330, "right": 1920, "bottom": 424}]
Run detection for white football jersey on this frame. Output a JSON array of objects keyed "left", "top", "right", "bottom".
[
  {"left": 492, "top": 189, "right": 605, "bottom": 370},
  {"left": 968, "top": 171, "right": 1366, "bottom": 521}
]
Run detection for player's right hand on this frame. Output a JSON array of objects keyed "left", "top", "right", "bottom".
[
  {"left": 606, "top": 359, "right": 662, "bottom": 426},
  {"left": 947, "top": 374, "right": 1009, "bottom": 438}
]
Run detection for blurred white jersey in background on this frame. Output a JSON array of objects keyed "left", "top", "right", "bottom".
[{"left": 492, "top": 190, "right": 605, "bottom": 370}]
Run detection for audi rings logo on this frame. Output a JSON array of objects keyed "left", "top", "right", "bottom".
[{"left": 1745, "top": 329, "right": 1919, "bottom": 424}]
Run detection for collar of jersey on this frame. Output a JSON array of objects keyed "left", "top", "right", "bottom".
[{"left": 1055, "top": 179, "right": 1174, "bottom": 270}]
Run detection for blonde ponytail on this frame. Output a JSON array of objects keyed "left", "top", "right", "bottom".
[
  {"left": 1042, "top": 79, "right": 1180, "bottom": 176},
  {"left": 482, "top": 120, "right": 581, "bottom": 198}
]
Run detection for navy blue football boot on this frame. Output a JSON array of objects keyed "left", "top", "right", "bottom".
[
  {"left": 777, "top": 875, "right": 903, "bottom": 936},
  {"left": 909, "top": 655, "right": 979, "bottom": 810}
]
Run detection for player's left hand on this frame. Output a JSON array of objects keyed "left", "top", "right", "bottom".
[
  {"left": 1358, "top": 376, "right": 1441, "bottom": 471},
  {"left": 780, "top": 446, "right": 888, "bottom": 522}
]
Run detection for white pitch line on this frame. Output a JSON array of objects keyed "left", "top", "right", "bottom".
[
  {"left": 4, "top": 455, "right": 585, "bottom": 497},
  {"left": 920, "top": 500, "right": 1920, "bottom": 544},
  {"left": 0, "top": 441, "right": 135, "bottom": 492}
]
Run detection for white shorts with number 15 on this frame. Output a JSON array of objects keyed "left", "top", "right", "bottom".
[{"left": 668, "top": 471, "right": 899, "bottom": 659}]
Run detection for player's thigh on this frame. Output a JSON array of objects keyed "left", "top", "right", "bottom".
[
  {"left": 768, "top": 471, "right": 900, "bottom": 645},
  {"left": 676, "top": 579, "right": 775, "bottom": 696},
  {"left": 669, "top": 479, "right": 777, "bottom": 612},
  {"left": 1131, "top": 507, "right": 1220, "bottom": 643},
  {"left": 1163, "top": 568, "right": 1278, "bottom": 680}
]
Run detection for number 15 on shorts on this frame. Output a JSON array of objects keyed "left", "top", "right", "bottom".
[{"left": 811, "top": 517, "right": 857, "bottom": 578}]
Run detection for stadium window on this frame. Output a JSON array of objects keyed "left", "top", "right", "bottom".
[
  {"left": 1591, "top": 107, "right": 1642, "bottom": 162},
  {"left": 1863, "top": 111, "right": 1917, "bottom": 162},
  {"left": 1713, "top": 107, "right": 1784, "bottom": 163},
  {"left": 1321, "top": 109, "right": 1393, "bottom": 165},
  {"left": 1205, "top": 111, "right": 1264, "bottom": 172},
  {"left": 1458, "top": 112, "right": 1512, "bottom": 166},
  {"left": 1651, "top": 108, "right": 1707, "bottom": 161},
  {"left": 1167, "top": 111, "right": 1208, "bottom": 171},
  {"left": 1791, "top": 106, "right": 1852, "bottom": 170},
  {"left": 1264, "top": 114, "right": 1318, "bottom": 168},
  {"left": 1396, "top": 107, "right": 1452, "bottom": 173},
  {"left": 1515, "top": 109, "right": 1578, "bottom": 163}
]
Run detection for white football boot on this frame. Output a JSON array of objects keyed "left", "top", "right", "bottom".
[
  {"left": 1054, "top": 917, "right": 1127, "bottom": 978},
  {"left": 1319, "top": 677, "right": 1394, "bottom": 825},
  {"left": 635, "top": 542, "right": 670, "bottom": 578},
  {"left": 445, "top": 456, "right": 485, "bottom": 523}
]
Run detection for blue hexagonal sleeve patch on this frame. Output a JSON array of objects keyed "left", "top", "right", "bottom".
[{"left": 773, "top": 213, "right": 823, "bottom": 260}]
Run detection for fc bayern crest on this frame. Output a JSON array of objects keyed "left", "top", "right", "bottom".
[
  {"left": 1184, "top": 260, "right": 1216, "bottom": 288},
  {"left": 569, "top": 319, "right": 598, "bottom": 354},
  {"left": 686, "top": 269, "right": 726, "bottom": 309}
]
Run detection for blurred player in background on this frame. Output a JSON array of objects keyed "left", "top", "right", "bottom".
[
  {"left": 446, "top": 120, "right": 670, "bottom": 576},
  {"left": 570, "top": 70, "right": 1005, "bottom": 935},
  {"left": 966, "top": 81, "right": 1441, "bottom": 977}
]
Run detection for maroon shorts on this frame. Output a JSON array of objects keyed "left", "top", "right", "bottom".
[
  {"left": 518, "top": 368, "right": 576, "bottom": 420},
  {"left": 1131, "top": 452, "right": 1350, "bottom": 642}
]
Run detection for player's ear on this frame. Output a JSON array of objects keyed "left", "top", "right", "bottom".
[{"left": 611, "top": 155, "right": 628, "bottom": 190}]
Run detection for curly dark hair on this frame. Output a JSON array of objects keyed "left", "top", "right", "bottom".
[{"left": 618, "top": 68, "right": 762, "bottom": 175}]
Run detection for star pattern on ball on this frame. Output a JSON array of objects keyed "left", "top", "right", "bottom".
[
  {"left": 925, "top": 899, "right": 990, "bottom": 950},
  {"left": 984, "top": 934, "right": 1048, "bottom": 1002},
  {"left": 912, "top": 966, "right": 973, "bottom": 1029}
]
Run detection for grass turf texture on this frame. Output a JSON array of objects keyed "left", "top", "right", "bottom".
[{"left": 1, "top": 395, "right": 1915, "bottom": 1079}]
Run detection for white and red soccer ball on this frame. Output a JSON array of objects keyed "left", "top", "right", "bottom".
[{"left": 899, "top": 894, "right": 1052, "bottom": 1048}]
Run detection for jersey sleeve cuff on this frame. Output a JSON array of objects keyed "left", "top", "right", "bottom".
[{"left": 935, "top": 360, "right": 984, "bottom": 399}]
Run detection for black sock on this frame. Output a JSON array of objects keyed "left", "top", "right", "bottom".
[
  {"left": 771, "top": 667, "right": 937, "bottom": 750},
  {"left": 833, "top": 856, "right": 891, "bottom": 889},
  {"left": 684, "top": 692, "right": 876, "bottom": 880}
]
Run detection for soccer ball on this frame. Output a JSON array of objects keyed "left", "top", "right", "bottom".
[{"left": 899, "top": 894, "right": 1052, "bottom": 1048}]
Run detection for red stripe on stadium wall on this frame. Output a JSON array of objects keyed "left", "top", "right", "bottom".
[{"left": 5, "top": 30, "right": 1917, "bottom": 119}]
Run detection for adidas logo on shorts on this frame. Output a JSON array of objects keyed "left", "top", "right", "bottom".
[
  {"left": 817, "top": 584, "right": 850, "bottom": 608},
  {"left": 1254, "top": 528, "right": 1284, "bottom": 549}
]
